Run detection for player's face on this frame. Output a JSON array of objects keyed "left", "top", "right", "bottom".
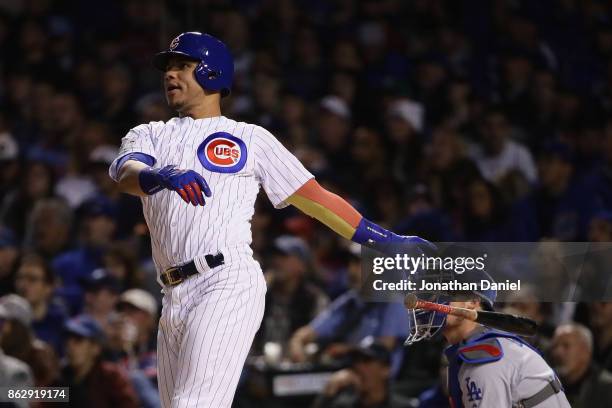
[
  {"left": 15, "top": 263, "right": 52, "bottom": 304},
  {"left": 441, "top": 299, "right": 481, "bottom": 343},
  {"left": 163, "top": 57, "right": 206, "bottom": 112},
  {"left": 443, "top": 301, "right": 471, "bottom": 328}
]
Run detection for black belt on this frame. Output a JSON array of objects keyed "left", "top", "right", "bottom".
[{"left": 161, "top": 253, "right": 225, "bottom": 286}]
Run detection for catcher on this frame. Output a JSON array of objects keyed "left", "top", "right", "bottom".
[{"left": 405, "top": 273, "right": 570, "bottom": 408}]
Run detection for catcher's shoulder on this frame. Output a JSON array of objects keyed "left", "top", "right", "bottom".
[
  {"left": 457, "top": 337, "right": 503, "bottom": 364},
  {"left": 459, "top": 335, "right": 540, "bottom": 367}
]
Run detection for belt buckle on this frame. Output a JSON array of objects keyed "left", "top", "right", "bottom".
[{"left": 164, "top": 266, "right": 182, "bottom": 286}]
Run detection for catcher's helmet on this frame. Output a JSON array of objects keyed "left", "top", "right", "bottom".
[
  {"left": 153, "top": 32, "right": 234, "bottom": 97},
  {"left": 405, "top": 266, "right": 497, "bottom": 346}
]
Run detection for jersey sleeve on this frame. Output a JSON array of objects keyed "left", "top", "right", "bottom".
[
  {"left": 252, "top": 127, "right": 314, "bottom": 209},
  {"left": 109, "top": 124, "right": 158, "bottom": 181},
  {"left": 460, "top": 362, "right": 514, "bottom": 408},
  {"left": 310, "top": 293, "right": 352, "bottom": 341},
  {"left": 378, "top": 302, "right": 410, "bottom": 339}
]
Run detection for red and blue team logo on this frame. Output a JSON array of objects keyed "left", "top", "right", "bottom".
[{"left": 197, "top": 132, "right": 247, "bottom": 173}]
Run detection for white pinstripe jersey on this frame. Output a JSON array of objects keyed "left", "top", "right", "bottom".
[{"left": 109, "top": 115, "right": 313, "bottom": 280}]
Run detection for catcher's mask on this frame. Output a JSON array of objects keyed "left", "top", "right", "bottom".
[
  {"left": 404, "top": 267, "right": 496, "bottom": 346},
  {"left": 405, "top": 291, "right": 450, "bottom": 345},
  {"left": 404, "top": 264, "right": 454, "bottom": 346}
]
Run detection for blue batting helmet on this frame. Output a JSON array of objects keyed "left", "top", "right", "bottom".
[{"left": 153, "top": 32, "right": 234, "bottom": 97}]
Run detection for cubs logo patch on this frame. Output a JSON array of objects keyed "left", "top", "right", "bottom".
[
  {"left": 169, "top": 37, "right": 180, "bottom": 50},
  {"left": 197, "top": 132, "right": 247, "bottom": 173}
]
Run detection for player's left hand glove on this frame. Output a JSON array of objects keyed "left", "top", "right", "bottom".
[
  {"left": 388, "top": 234, "right": 436, "bottom": 249},
  {"left": 139, "top": 165, "right": 212, "bottom": 206},
  {"left": 352, "top": 218, "right": 436, "bottom": 252},
  {"left": 380, "top": 233, "right": 437, "bottom": 258}
]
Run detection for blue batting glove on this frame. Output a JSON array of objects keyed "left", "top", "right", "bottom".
[
  {"left": 391, "top": 234, "right": 438, "bottom": 253},
  {"left": 139, "top": 165, "right": 212, "bottom": 206},
  {"left": 352, "top": 218, "right": 436, "bottom": 253},
  {"left": 379, "top": 233, "right": 438, "bottom": 261}
]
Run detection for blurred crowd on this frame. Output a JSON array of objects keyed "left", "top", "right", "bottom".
[{"left": 1, "top": 0, "right": 612, "bottom": 407}]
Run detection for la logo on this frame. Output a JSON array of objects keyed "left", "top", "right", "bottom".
[{"left": 465, "top": 377, "right": 482, "bottom": 402}]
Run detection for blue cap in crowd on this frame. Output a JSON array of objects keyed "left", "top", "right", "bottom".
[
  {"left": 80, "top": 197, "right": 118, "bottom": 219},
  {"left": 64, "top": 314, "right": 105, "bottom": 343},
  {"left": 81, "top": 268, "right": 121, "bottom": 293}
]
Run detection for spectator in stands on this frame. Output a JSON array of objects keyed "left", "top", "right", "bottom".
[
  {"left": 590, "top": 302, "right": 612, "bottom": 371},
  {"left": 461, "top": 177, "right": 513, "bottom": 241},
  {"left": 0, "top": 128, "right": 19, "bottom": 199},
  {"left": 47, "top": 91, "right": 87, "bottom": 180},
  {"left": 99, "top": 289, "right": 160, "bottom": 408},
  {"left": 550, "top": 323, "right": 612, "bottom": 407},
  {"left": 288, "top": 246, "right": 409, "bottom": 377},
  {"left": 53, "top": 197, "right": 118, "bottom": 312},
  {"left": 102, "top": 244, "right": 143, "bottom": 291},
  {"left": 100, "top": 63, "right": 135, "bottom": 135},
  {"left": 413, "top": 55, "right": 449, "bottom": 123},
  {"left": 517, "top": 142, "right": 601, "bottom": 240},
  {"left": 469, "top": 107, "right": 537, "bottom": 185},
  {"left": 0, "top": 294, "right": 59, "bottom": 386},
  {"left": 588, "top": 211, "right": 612, "bottom": 242},
  {"left": 57, "top": 314, "right": 139, "bottom": 408},
  {"left": 14, "top": 253, "right": 68, "bottom": 353},
  {"left": 502, "top": 285, "right": 555, "bottom": 350},
  {"left": 312, "top": 339, "right": 412, "bottom": 408},
  {"left": 576, "top": 212, "right": 612, "bottom": 299},
  {"left": 87, "top": 145, "right": 144, "bottom": 239},
  {"left": 114, "top": 289, "right": 158, "bottom": 371},
  {"left": 286, "top": 26, "right": 326, "bottom": 99},
  {"left": 584, "top": 120, "right": 612, "bottom": 209},
  {"left": 81, "top": 268, "right": 121, "bottom": 329},
  {"left": 498, "top": 51, "right": 536, "bottom": 124},
  {"left": 393, "top": 184, "right": 455, "bottom": 242},
  {"left": 23, "top": 198, "right": 72, "bottom": 260},
  {"left": 109, "top": 289, "right": 160, "bottom": 408},
  {"left": 417, "top": 355, "right": 449, "bottom": 408},
  {"left": 350, "top": 127, "right": 390, "bottom": 199},
  {"left": 1, "top": 160, "right": 56, "bottom": 241},
  {"left": 385, "top": 99, "right": 425, "bottom": 185},
  {"left": 0, "top": 303, "right": 33, "bottom": 407},
  {"left": 54, "top": 124, "right": 109, "bottom": 211},
  {"left": 0, "top": 226, "right": 19, "bottom": 296},
  {"left": 257, "top": 236, "right": 329, "bottom": 358},
  {"left": 315, "top": 96, "right": 353, "bottom": 188},
  {"left": 423, "top": 125, "right": 480, "bottom": 214}
]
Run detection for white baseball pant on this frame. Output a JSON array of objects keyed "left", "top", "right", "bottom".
[{"left": 157, "top": 255, "right": 266, "bottom": 407}]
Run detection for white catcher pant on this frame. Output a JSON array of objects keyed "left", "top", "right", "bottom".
[{"left": 157, "top": 253, "right": 266, "bottom": 408}]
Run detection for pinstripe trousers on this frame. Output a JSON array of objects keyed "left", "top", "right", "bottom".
[{"left": 157, "top": 254, "right": 266, "bottom": 407}]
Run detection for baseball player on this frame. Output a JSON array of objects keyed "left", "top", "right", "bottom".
[
  {"left": 109, "top": 31, "right": 431, "bottom": 407},
  {"left": 405, "top": 281, "right": 571, "bottom": 408}
]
